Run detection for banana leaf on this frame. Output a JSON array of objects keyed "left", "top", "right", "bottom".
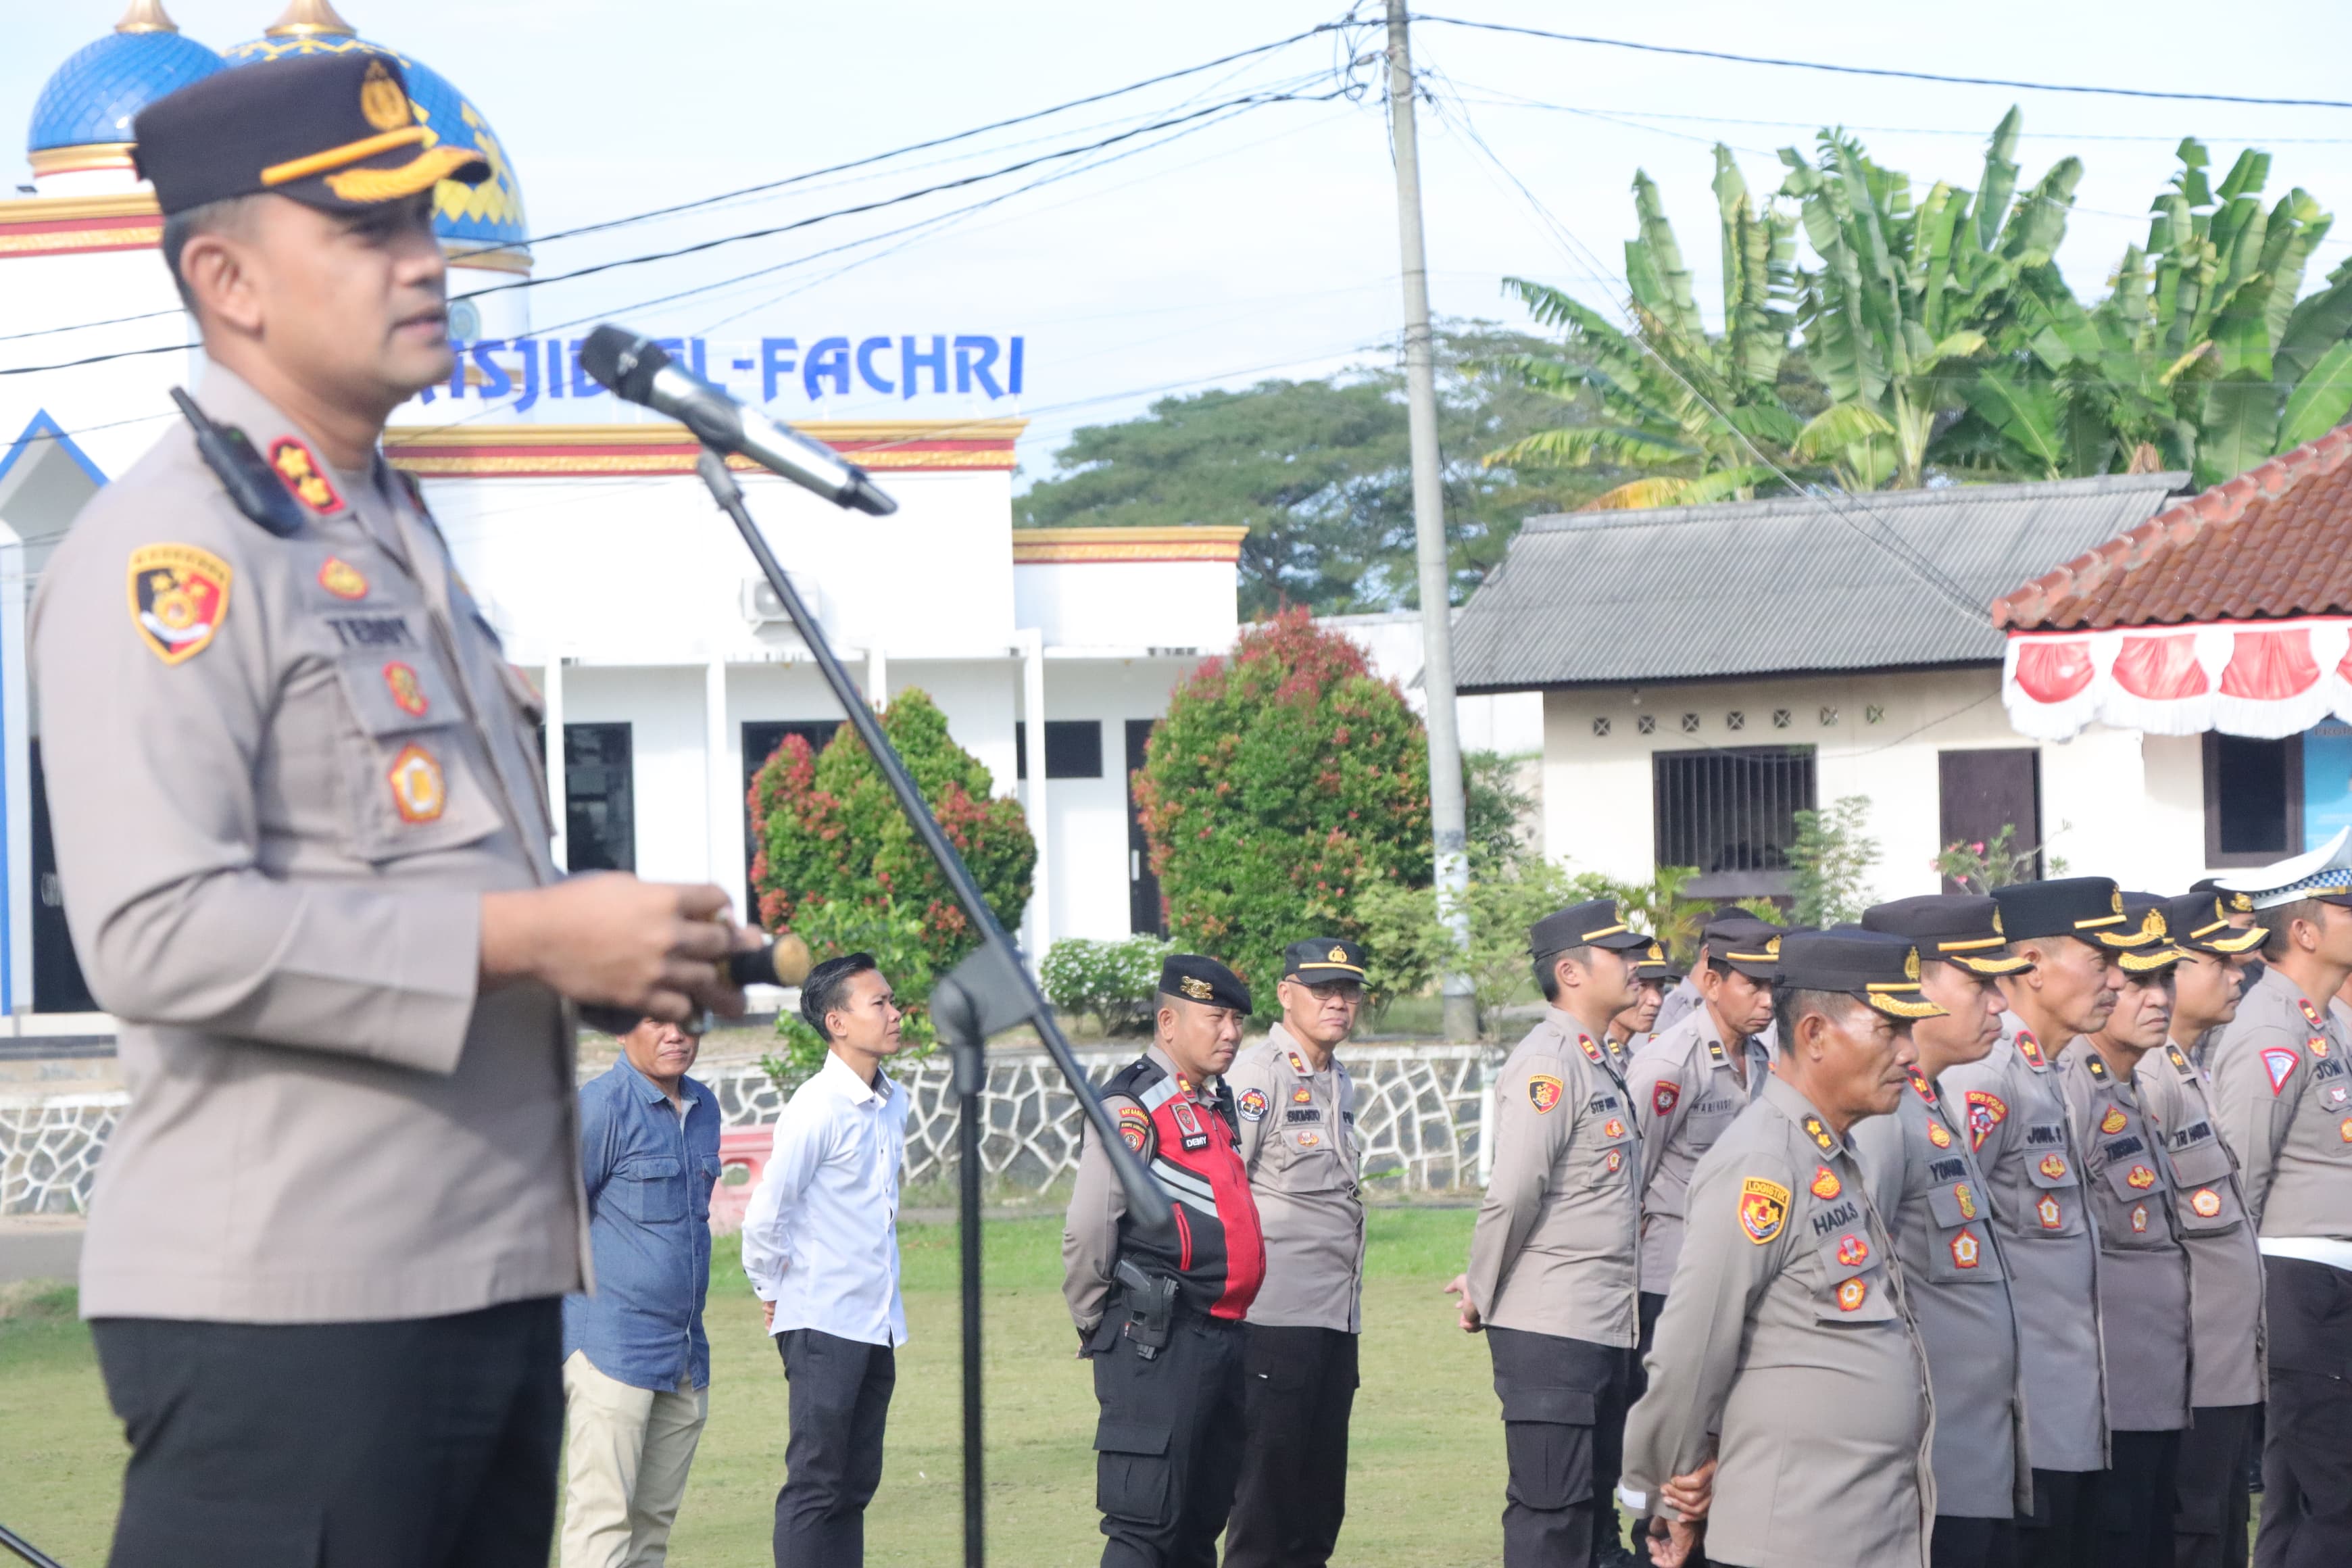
[
  {"left": 2276, "top": 338, "right": 2352, "bottom": 450},
  {"left": 2196, "top": 372, "right": 2282, "bottom": 487}
]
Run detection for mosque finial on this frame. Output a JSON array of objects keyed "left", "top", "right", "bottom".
[
  {"left": 114, "top": 0, "right": 178, "bottom": 33},
  {"left": 264, "top": 0, "right": 360, "bottom": 38}
]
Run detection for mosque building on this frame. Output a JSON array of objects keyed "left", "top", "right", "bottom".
[{"left": 0, "top": 1, "right": 1242, "bottom": 1023}]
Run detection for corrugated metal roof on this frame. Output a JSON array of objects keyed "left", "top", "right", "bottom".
[
  {"left": 1452, "top": 473, "right": 2186, "bottom": 692},
  {"left": 1993, "top": 426, "right": 2352, "bottom": 629}
]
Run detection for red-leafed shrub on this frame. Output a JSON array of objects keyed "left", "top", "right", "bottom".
[{"left": 1134, "top": 608, "right": 1431, "bottom": 1015}]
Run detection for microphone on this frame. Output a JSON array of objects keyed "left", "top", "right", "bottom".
[
  {"left": 578, "top": 324, "right": 898, "bottom": 517},
  {"left": 577, "top": 932, "right": 816, "bottom": 1037}
]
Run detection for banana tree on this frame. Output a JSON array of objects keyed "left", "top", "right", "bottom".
[
  {"left": 1778, "top": 108, "right": 2084, "bottom": 489},
  {"left": 1486, "top": 150, "right": 1805, "bottom": 509}
]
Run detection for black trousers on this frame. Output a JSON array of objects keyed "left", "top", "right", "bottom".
[
  {"left": 1224, "top": 1323, "right": 1358, "bottom": 1568},
  {"left": 775, "top": 1327, "right": 897, "bottom": 1568},
  {"left": 2101, "top": 1430, "right": 2182, "bottom": 1568},
  {"left": 90, "top": 1299, "right": 562, "bottom": 1568},
  {"left": 1489, "top": 1325, "right": 1627, "bottom": 1568},
  {"left": 1932, "top": 1515, "right": 2021, "bottom": 1568},
  {"left": 1091, "top": 1304, "right": 1247, "bottom": 1568},
  {"left": 2257, "top": 1258, "right": 2352, "bottom": 1568},
  {"left": 2174, "top": 1404, "right": 2257, "bottom": 1568},
  {"left": 2021, "top": 1467, "right": 2106, "bottom": 1568}
]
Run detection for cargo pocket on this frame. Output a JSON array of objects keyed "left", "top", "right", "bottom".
[
  {"left": 1502, "top": 1396, "right": 1595, "bottom": 1513},
  {"left": 330, "top": 643, "right": 502, "bottom": 862},
  {"left": 1095, "top": 1420, "right": 1173, "bottom": 1526},
  {"left": 612, "top": 1155, "right": 687, "bottom": 1222},
  {"left": 2170, "top": 1137, "right": 2244, "bottom": 1233}
]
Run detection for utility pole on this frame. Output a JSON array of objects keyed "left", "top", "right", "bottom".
[{"left": 1385, "top": 0, "right": 1477, "bottom": 1043}]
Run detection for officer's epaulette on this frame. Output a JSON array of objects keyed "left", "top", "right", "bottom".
[
  {"left": 2167, "top": 1044, "right": 2194, "bottom": 1076},
  {"left": 172, "top": 387, "right": 306, "bottom": 538},
  {"left": 2015, "top": 1031, "right": 2049, "bottom": 1071},
  {"left": 1802, "top": 1114, "right": 1836, "bottom": 1153},
  {"left": 2084, "top": 1054, "right": 2109, "bottom": 1082},
  {"left": 1705, "top": 1038, "right": 1728, "bottom": 1065},
  {"left": 1578, "top": 1035, "right": 1604, "bottom": 1067},
  {"left": 1907, "top": 1068, "right": 1938, "bottom": 1105}
]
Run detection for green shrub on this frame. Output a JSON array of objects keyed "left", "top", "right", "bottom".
[
  {"left": 1135, "top": 608, "right": 1431, "bottom": 1016},
  {"left": 749, "top": 689, "right": 1036, "bottom": 1087},
  {"left": 1041, "top": 935, "right": 1173, "bottom": 1035}
]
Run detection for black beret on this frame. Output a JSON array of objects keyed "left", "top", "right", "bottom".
[
  {"left": 1777, "top": 930, "right": 1945, "bottom": 1020},
  {"left": 1160, "top": 954, "right": 1250, "bottom": 1014},
  {"left": 1989, "top": 877, "right": 2137, "bottom": 947},
  {"left": 1701, "top": 914, "right": 1785, "bottom": 979},
  {"left": 1283, "top": 937, "right": 1365, "bottom": 982},
  {"left": 1529, "top": 898, "right": 1653, "bottom": 956},
  {"left": 134, "top": 53, "right": 488, "bottom": 219},
  {"left": 1862, "top": 895, "right": 2029, "bottom": 975},
  {"left": 2163, "top": 891, "right": 2266, "bottom": 956}
]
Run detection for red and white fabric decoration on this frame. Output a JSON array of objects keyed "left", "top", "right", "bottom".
[{"left": 2003, "top": 618, "right": 2352, "bottom": 740}]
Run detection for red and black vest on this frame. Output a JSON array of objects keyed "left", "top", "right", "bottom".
[{"left": 1107, "top": 1054, "right": 1265, "bottom": 1321}]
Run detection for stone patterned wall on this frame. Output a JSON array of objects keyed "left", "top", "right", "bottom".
[{"left": 0, "top": 1044, "right": 1496, "bottom": 1214}]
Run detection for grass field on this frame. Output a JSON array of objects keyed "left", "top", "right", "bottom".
[{"left": 0, "top": 1207, "right": 1506, "bottom": 1566}]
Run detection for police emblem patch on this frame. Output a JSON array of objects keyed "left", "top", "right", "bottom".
[
  {"left": 1605, "top": 1150, "right": 1623, "bottom": 1174},
  {"left": 1835, "top": 1234, "right": 1869, "bottom": 1268},
  {"left": 269, "top": 438, "right": 343, "bottom": 515},
  {"left": 387, "top": 743, "right": 445, "bottom": 823},
  {"left": 2311, "top": 1035, "right": 2332, "bottom": 1059},
  {"left": 382, "top": 660, "right": 429, "bottom": 718},
  {"left": 2130, "top": 1204, "right": 2149, "bottom": 1233},
  {"left": 2190, "top": 1187, "right": 2222, "bottom": 1218},
  {"left": 2340, "top": 1117, "right": 2352, "bottom": 1144},
  {"left": 317, "top": 556, "right": 368, "bottom": 600},
  {"left": 1237, "top": 1088, "right": 1268, "bottom": 1123},
  {"left": 126, "top": 543, "right": 232, "bottom": 665},
  {"left": 2126, "top": 1165, "right": 2156, "bottom": 1190},
  {"left": 1327, "top": 945, "right": 1348, "bottom": 962},
  {"left": 1955, "top": 1182, "right": 1978, "bottom": 1220},
  {"left": 1965, "top": 1089, "right": 2008, "bottom": 1150},
  {"left": 2037, "top": 1194, "right": 2063, "bottom": 1230},
  {"left": 1602, "top": 1117, "right": 1625, "bottom": 1139},
  {"left": 2038, "top": 1154, "right": 2067, "bottom": 1181},
  {"left": 1738, "top": 1177, "right": 1790, "bottom": 1244},
  {"left": 1950, "top": 1230, "right": 1981, "bottom": 1269},
  {"left": 1811, "top": 1165, "right": 1841, "bottom": 1200},
  {"left": 1291, "top": 1085, "right": 1313, "bottom": 1105},
  {"left": 2263, "top": 1046, "right": 2300, "bottom": 1095},
  {"left": 1169, "top": 1096, "right": 1206, "bottom": 1151},
  {"left": 1926, "top": 1120, "right": 1953, "bottom": 1149},
  {"left": 1527, "top": 1075, "right": 1564, "bottom": 1114},
  {"left": 2100, "top": 1108, "right": 2128, "bottom": 1135},
  {"left": 1652, "top": 1081, "right": 1680, "bottom": 1117},
  {"left": 1179, "top": 975, "right": 1215, "bottom": 1002},
  {"left": 1116, "top": 1104, "right": 1152, "bottom": 1154},
  {"left": 1296, "top": 1131, "right": 1320, "bottom": 1147},
  {"left": 1836, "top": 1278, "right": 1867, "bottom": 1313},
  {"left": 358, "top": 59, "right": 412, "bottom": 132}
]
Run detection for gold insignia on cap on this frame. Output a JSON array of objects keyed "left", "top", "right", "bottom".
[
  {"left": 1765, "top": 935, "right": 1782, "bottom": 959},
  {"left": 1904, "top": 946, "right": 1921, "bottom": 981},
  {"left": 1991, "top": 908, "right": 2005, "bottom": 937},
  {"left": 2230, "top": 891, "right": 2253, "bottom": 912},
  {"left": 359, "top": 60, "right": 411, "bottom": 133},
  {"left": 2111, "top": 887, "right": 2125, "bottom": 916},
  {"left": 1327, "top": 945, "right": 1348, "bottom": 963},
  {"left": 1646, "top": 942, "right": 1664, "bottom": 963},
  {"left": 1179, "top": 975, "right": 1214, "bottom": 1002}
]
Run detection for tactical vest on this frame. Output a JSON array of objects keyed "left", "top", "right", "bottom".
[{"left": 1106, "top": 1054, "right": 1266, "bottom": 1321}]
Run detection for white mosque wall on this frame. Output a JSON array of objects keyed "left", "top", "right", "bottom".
[{"left": 1014, "top": 557, "right": 1238, "bottom": 654}]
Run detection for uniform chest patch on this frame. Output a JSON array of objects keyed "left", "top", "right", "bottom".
[
  {"left": 2039, "top": 1153, "right": 2069, "bottom": 1180},
  {"left": 269, "top": 437, "right": 343, "bottom": 514},
  {"left": 1926, "top": 1120, "right": 1953, "bottom": 1149},
  {"left": 2311, "top": 1035, "right": 2332, "bottom": 1059},
  {"left": 1652, "top": 1080, "right": 1681, "bottom": 1117},
  {"left": 2125, "top": 1164, "right": 2157, "bottom": 1190},
  {"left": 1605, "top": 1149, "right": 1624, "bottom": 1174},
  {"left": 1811, "top": 1165, "right": 1841, "bottom": 1199},
  {"left": 1528, "top": 1075, "right": 1564, "bottom": 1113},
  {"left": 1739, "top": 1177, "right": 1791, "bottom": 1244},
  {"left": 1170, "top": 1096, "right": 1208, "bottom": 1151},
  {"left": 1237, "top": 1088, "right": 1268, "bottom": 1122},
  {"left": 1290, "top": 1085, "right": 1313, "bottom": 1105},
  {"left": 1955, "top": 1182, "right": 1979, "bottom": 1219},
  {"left": 127, "top": 543, "right": 232, "bottom": 665},
  {"left": 382, "top": 660, "right": 430, "bottom": 717},
  {"left": 2037, "top": 1194, "right": 2064, "bottom": 1229},
  {"left": 1834, "top": 1233, "right": 1870, "bottom": 1267},
  {"left": 317, "top": 556, "right": 369, "bottom": 599},
  {"left": 1965, "top": 1090, "right": 2008, "bottom": 1150},
  {"left": 2263, "top": 1047, "right": 2300, "bottom": 1095},
  {"left": 1950, "top": 1230, "right": 1982, "bottom": 1269},
  {"left": 2100, "top": 1107, "right": 2128, "bottom": 1135},
  {"left": 1602, "top": 1117, "right": 1626, "bottom": 1139},
  {"left": 2338, "top": 1117, "right": 2352, "bottom": 1144},
  {"left": 387, "top": 743, "right": 445, "bottom": 823},
  {"left": 2191, "top": 1187, "right": 2222, "bottom": 1217},
  {"left": 1836, "top": 1277, "right": 1869, "bottom": 1313},
  {"left": 1296, "top": 1130, "right": 1321, "bottom": 1147},
  {"left": 2130, "top": 1203, "right": 2149, "bottom": 1232},
  {"left": 1117, "top": 1104, "right": 1152, "bottom": 1154}
]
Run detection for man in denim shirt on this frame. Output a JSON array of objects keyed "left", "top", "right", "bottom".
[{"left": 561, "top": 1017, "right": 724, "bottom": 1568}]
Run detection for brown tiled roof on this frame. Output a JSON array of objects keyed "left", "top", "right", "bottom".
[{"left": 1992, "top": 425, "right": 2352, "bottom": 629}]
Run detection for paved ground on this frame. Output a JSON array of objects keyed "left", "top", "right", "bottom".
[{"left": 0, "top": 1217, "right": 82, "bottom": 1285}]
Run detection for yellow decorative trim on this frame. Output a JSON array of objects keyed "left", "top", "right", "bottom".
[
  {"left": 446, "top": 246, "right": 531, "bottom": 274},
  {"left": 389, "top": 451, "right": 1012, "bottom": 477},
  {"left": 1936, "top": 935, "right": 2006, "bottom": 952},
  {"left": 0, "top": 223, "right": 163, "bottom": 255},
  {"left": 385, "top": 419, "right": 1027, "bottom": 448},
  {"left": 28, "top": 144, "right": 137, "bottom": 175},
  {"left": 1010, "top": 526, "right": 1250, "bottom": 564},
  {"left": 0, "top": 191, "right": 160, "bottom": 224},
  {"left": 322, "top": 143, "right": 480, "bottom": 203},
  {"left": 262, "top": 126, "right": 428, "bottom": 187}
]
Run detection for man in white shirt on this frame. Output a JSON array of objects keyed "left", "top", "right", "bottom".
[{"left": 741, "top": 953, "right": 912, "bottom": 1568}]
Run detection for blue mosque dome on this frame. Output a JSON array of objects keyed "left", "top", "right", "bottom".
[
  {"left": 222, "top": 0, "right": 530, "bottom": 262},
  {"left": 29, "top": 2, "right": 224, "bottom": 162}
]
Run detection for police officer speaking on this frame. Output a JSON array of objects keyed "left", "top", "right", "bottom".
[
  {"left": 1222, "top": 938, "right": 1371, "bottom": 1568},
  {"left": 34, "top": 54, "right": 754, "bottom": 1568},
  {"left": 1446, "top": 899, "right": 1651, "bottom": 1567},
  {"left": 1619, "top": 929, "right": 1939, "bottom": 1568},
  {"left": 1063, "top": 955, "right": 1266, "bottom": 1568}
]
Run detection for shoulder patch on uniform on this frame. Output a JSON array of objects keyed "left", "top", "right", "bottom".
[
  {"left": 1116, "top": 1103, "right": 1153, "bottom": 1153},
  {"left": 1579, "top": 1035, "right": 1604, "bottom": 1067},
  {"left": 2263, "top": 1045, "right": 2301, "bottom": 1096},
  {"left": 1738, "top": 1177, "right": 1790, "bottom": 1244},
  {"left": 126, "top": 543, "right": 232, "bottom": 665},
  {"left": 268, "top": 437, "right": 343, "bottom": 514},
  {"left": 1651, "top": 1079, "right": 1680, "bottom": 1117},
  {"left": 1237, "top": 1087, "right": 1267, "bottom": 1122},
  {"left": 1964, "top": 1089, "right": 2008, "bottom": 1150},
  {"left": 2015, "top": 1031, "right": 2048, "bottom": 1070},
  {"left": 1527, "top": 1074, "right": 1564, "bottom": 1113}
]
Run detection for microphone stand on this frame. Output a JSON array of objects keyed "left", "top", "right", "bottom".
[{"left": 693, "top": 449, "right": 1173, "bottom": 1568}]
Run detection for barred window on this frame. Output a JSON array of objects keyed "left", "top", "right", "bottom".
[{"left": 1652, "top": 745, "right": 1817, "bottom": 873}]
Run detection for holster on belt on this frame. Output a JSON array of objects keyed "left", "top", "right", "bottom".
[{"left": 1114, "top": 1257, "right": 1180, "bottom": 1360}]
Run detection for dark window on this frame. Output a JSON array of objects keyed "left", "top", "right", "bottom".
[
  {"left": 743, "top": 720, "right": 846, "bottom": 918},
  {"left": 564, "top": 723, "right": 635, "bottom": 873},
  {"left": 29, "top": 739, "right": 95, "bottom": 1013},
  {"left": 1014, "top": 720, "right": 1104, "bottom": 780},
  {"left": 1652, "top": 746, "right": 1815, "bottom": 891},
  {"left": 1938, "top": 748, "right": 2042, "bottom": 892},
  {"left": 2205, "top": 733, "right": 2301, "bottom": 864},
  {"left": 1127, "top": 719, "right": 1164, "bottom": 935}
]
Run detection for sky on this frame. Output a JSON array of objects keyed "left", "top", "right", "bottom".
[{"left": 12, "top": 0, "right": 2352, "bottom": 486}]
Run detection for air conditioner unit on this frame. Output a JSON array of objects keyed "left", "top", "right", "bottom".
[{"left": 742, "top": 574, "right": 823, "bottom": 627}]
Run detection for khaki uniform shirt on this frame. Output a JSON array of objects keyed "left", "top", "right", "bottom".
[
  {"left": 1622, "top": 1075, "right": 1934, "bottom": 1568},
  {"left": 2210, "top": 966, "right": 2352, "bottom": 1240},
  {"left": 2055, "top": 1041, "right": 2192, "bottom": 1433},
  {"left": 1938, "top": 1023, "right": 2110, "bottom": 1471},
  {"left": 32, "top": 366, "right": 579, "bottom": 1323},
  {"left": 1227, "top": 1025, "right": 1364, "bottom": 1332},
  {"left": 2137, "top": 1039, "right": 2265, "bottom": 1408},
  {"left": 1463, "top": 1008, "right": 1640, "bottom": 1345},
  {"left": 1626, "top": 1007, "right": 1771, "bottom": 1293},
  {"left": 1852, "top": 1070, "right": 2032, "bottom": 1519}
]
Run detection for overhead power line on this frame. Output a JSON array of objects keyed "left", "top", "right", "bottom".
[{"left": 1410, "top": 14, "right": 2352, "bottom": 111}]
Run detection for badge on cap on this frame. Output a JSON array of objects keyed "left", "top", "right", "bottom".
[
  {"left": 1739, "top": 1177, "right": 1790, "bottom": 1244},
  {"left": 127, "top": 543, "right": 232, "bottom": 665},
  {"left": 1237, "top": 1088, "right": 1267, "bottom": 1123},
  {"left": 270, "top": 438, "right": 343, "bottom": 515},
  {"left": 318, "top": 556, "right": 368, "bottom": 600},
  {"left": 1528, "top": 1075, "right": 1564, "bottom": 1114},
  {"left": 1179, "top": 975, "right": 1214, "bottom": 1002},
  {"left": 358, "top": 61, "right": 410, "bottom": 132},
  {"left": 1811, "top": 1166, "right": 1841, "bottom": 1200}
]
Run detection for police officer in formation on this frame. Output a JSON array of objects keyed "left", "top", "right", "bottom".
[
  {"left": 1064, "top": 955, "right": 1266, "bottom": 1568},
  {"left": 1448, "top": 899, "right": 1652, "bottom": 1566},
  {"left": 1223, "top": 939, "right": 1371, "bottom": 1568},
  {"left": 1605, "top": 941, "right": 1674, "bottom": 1074},
  {"left": 1619, "top": 929, "right": 1940, "bottom": 1568},
  {"left": 1853, "top": 896, "right": 2034, "bottom": 1568},
  {"left": 2207, "top": 830, "right": 2352, "bottom": 1564}
]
